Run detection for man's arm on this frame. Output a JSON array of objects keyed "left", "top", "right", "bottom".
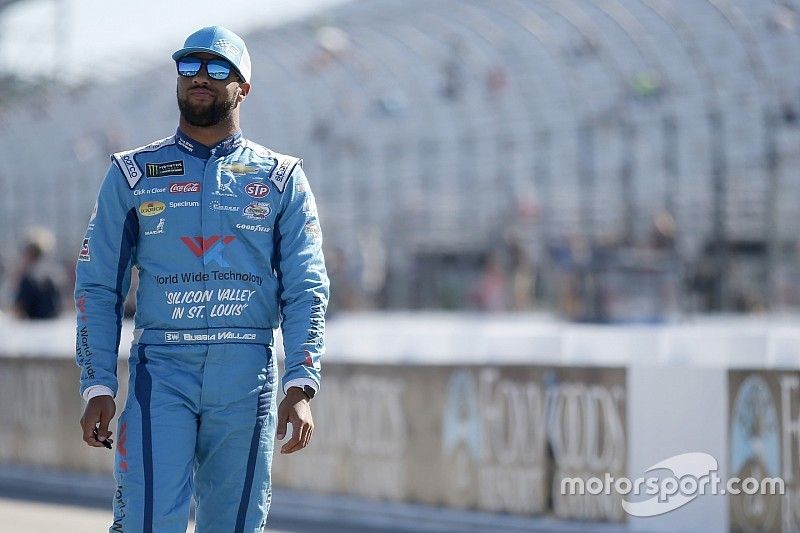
[
  {"left": 75, "top": 162, "right": 138, "bottom": 447},
  {"left": 273, "top": 164, "right": 329, "bottom": 453}
]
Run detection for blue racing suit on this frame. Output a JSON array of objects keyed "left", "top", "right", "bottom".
[{"left": 74, "top": 128, "right": 328, "bottom": 532}]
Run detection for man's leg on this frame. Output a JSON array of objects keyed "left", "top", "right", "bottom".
[
  {"left": 194, "top": 344, "right": 278, "bottom": 533},
  {"left": 111, "top": 344, "right": 203, "bottom": 533}
]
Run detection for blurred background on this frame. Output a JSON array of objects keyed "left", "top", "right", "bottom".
[
  {"left": 0, "top": 0, "right": 799, "bottom": 532},
  {"left": 0, "top": 0, "right": 798, "bottom": 322}
]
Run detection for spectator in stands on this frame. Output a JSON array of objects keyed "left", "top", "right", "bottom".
[
  {"left": 649, "top": 209, "right": 676, "bottom": 250},
  {"left": 12, "top": 228, "right": 63, "bottom": 319},
  {"left": 486, "top": 64, "right": 509, "bottom": 99},
  {"left": 508, "top": 239, "right": 536, "bottom": 311},
  {"left": 441, "top": 38, "right": 467, "bottom": 101},
  {"left": 472, "top": 250, "right": 509, "bottom": 311},
  {"left": 326, "top": 246, "right": 362, "bottom": 312}
]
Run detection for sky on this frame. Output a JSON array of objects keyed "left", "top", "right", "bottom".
[{"left": 0, "top": 0, "right": 347, "bottom": 81}]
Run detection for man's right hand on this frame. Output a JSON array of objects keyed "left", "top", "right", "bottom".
[{"left": 80, "top": 395, "right": 116, "bottom": 448}]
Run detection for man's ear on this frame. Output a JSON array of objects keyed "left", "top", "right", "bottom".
[{"left": 238, "top": 82, "right": 251, "bottom": 102}]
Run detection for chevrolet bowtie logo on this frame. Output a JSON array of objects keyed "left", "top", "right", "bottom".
[
  {"left": 181, "top": 236, "right": 236, "bottom": 267},
  {"left": 222, "top": 163, "right": 259, "bottom": 175}
]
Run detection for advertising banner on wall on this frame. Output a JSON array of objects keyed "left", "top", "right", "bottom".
[
  {"left": 729, "top": 370, "right": 798, "bottom": 533},
  {"left": 0, "top": 357, "right": 128, "bottom": 473},
  {"left": 0, "top": 356, "right": 626, "bottom": 522},
  {"left": 271, "top": 364, "right": 627, "bottom": 521}
]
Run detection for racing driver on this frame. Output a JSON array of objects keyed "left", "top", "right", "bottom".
[{"left": 74, "top": 26, "right": 328, "bottom": 532}]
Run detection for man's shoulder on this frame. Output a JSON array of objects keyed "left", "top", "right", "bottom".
[
  {"left": 111, "top": 135, "right": 177, "bottom": 189},
  {"left": 242, "top": 140, "right": 303, "bottom": 194}
]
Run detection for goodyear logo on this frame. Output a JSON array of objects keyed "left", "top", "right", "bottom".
[{"left": 139, "top": 201, "right": 166, "bottom": 217}]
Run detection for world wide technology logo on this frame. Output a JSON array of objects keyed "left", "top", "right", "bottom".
[
  {"left": 560, "top": 452, "right": 784, "bottom": 517},
  {"left": 180, "top": 235, "right": 236, "bottom": 267}
]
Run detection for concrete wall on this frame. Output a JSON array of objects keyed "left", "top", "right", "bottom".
[{"left": 3, "top": 314, "right": 800, "bottom": 529}]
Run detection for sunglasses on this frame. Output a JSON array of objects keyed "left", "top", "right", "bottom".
[{"left": 176, "top": 56, "right": 238, "bottom": 81}]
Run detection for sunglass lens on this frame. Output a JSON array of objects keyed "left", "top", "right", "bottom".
[
  {"left": 177, "top": 58, "right": 202, "bottom": 77},
  {"left": 206, "top": 60, "right": 232, "bottom": 80}
]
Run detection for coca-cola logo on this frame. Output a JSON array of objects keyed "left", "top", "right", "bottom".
[
  {"left": 170, "top": 182, "right": 201, "bottom": 194},
  {"left": 245, "top": 182, "right": 270, "bottom": 198}
]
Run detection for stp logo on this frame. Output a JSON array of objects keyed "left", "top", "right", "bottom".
[
  {"left": 245, "top": 182, "right": 270, "bottom": 198},
  {"left": 181, "top": 235, "right": 235, "bottom": 267},
  {"left": 170, "top": 182, "right": 200, "bottom": 194}
]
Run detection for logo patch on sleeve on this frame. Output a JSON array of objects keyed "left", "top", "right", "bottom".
[
  {"left": 78, "top": 238, "right": 91, "bottom": 261},
  {"left": 146, "top": 160, "right": 184, "bottom": 178}
]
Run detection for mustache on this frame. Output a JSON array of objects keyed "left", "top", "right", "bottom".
[
  {"left": 187, "top": 87, "right": 217, "bottom": 95},
  {"left": 177, "top": 87, "right": 236, "bottom": 127}
]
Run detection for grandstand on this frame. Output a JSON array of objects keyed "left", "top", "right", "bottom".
[{"left": 0, "top": 0, "right": 799, "bottom": 316}]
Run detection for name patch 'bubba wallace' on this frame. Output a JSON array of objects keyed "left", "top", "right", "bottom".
[{"left": 75, "top": 129, "right": 327, "bottom": 399}]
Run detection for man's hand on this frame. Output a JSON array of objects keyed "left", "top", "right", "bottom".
[
  {"left": 80, "top": 395, "right": 116, "bottom": 448},
  {"left": 276, "top": 388, "right": 314, "bottom": 454}
]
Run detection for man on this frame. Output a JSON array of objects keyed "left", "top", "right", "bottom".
[
  {"left": 75, "top": 26, "right": 328, "bottom": 532},
  {"left": 14, "top": 228, "right": 63, "bottom": 319}
]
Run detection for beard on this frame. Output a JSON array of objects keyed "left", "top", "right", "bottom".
[{"left": 177, "top": 88, "right": 237, "bottom": 127}]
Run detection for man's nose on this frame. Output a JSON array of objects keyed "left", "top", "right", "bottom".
[{"left": 192, "top": 65, "right": 212, "bottom": 84}]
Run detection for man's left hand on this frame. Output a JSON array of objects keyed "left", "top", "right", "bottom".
[{"left": 276, "top": 388, "right": 314, "bottom": 454}]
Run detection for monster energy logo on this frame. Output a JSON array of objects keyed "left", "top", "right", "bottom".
[{"left": 146, "top": 160, "right": 185, "bottom": 178}]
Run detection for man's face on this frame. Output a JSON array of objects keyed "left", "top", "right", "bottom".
[{"left": 176, "top": 52, "right": 249, "bottom": 127}]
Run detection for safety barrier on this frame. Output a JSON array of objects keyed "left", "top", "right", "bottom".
[{"left": 2, "top": 314, "right": 800, "bottom": 531}]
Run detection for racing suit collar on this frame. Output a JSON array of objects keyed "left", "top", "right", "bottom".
[{"left": 175, "top": 128, "right": 243, "bottom": 159}]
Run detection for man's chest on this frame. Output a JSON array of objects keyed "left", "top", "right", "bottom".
[{"left": 132, "top": 157, "right": 280, "bottom": 257}]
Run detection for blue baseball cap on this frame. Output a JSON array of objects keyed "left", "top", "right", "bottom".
[{"left": 173, "top": 26, "right": 252, "bottom": 83}]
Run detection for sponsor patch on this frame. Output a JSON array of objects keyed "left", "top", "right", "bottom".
[
  {"left": 144, "top": 218, "right": 165, "bottom": 236},
  {"left": 177, "top": 137, "right": 194, "bottom": 152},
  {"left": 210, "top": 200, "right": 239, "bottom": 212},
  {"left": 272, "top": 159, "right": 292, "bottom": 189},
  {"left": 304, "top": 221, "right": 321, "bottom": 240},
  {"left": 303, "top": 195, "right": 318, "bottom": 215},
  {"left": 243, "top": 202, "right": 271, "bottom": 220},
  {"left": 117, "top": 422, "right": 128, "bottom": 472},
  {"left": 146, "top": 160, "right": 184, "bottom": 178},
  {"left": 181, "top": 235, "right": 236, "bottom": 267},
  {"left": 133, "top": 187, "right": 166, "bottom": 197},
  {"left": 214, "top": 174, "right": 237, "bottom": 197},
  {"left": 139, "top": 201, "right": 166, "bottom": 216},
  {"left": 236, "top": 223, "right": 271, "bottom": 233},
  {"left": 79, "top": 238, "right": 91, "bottom": 261},
  {"left": 222, "top": 163, "right": 259, "bottom": 175},
  {"left": 76, "top": 294, "right": 88, "bottom": 321},
  {"left": 165, "top": 331, "right": 180, "bottom": 343},
  {"left": 169, "top": 182, "right": 201, "bottom": 194},
  {"left": 170, "top": 201, "right": 199, "bottom": 208},
  {"left": 245, "top": 182, "right": 270, "bottom": 198},
  {"left": 121, "top": 155, "right": 138, "bottom": 178}
]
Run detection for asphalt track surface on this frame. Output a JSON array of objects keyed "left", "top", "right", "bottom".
[
  {"left": 0, "top": 492, "right": 409, "bottom": 533},
  {"left": 0, "top": 498, "right": 366, "bottom": 533},
  {"left": 0, "top": 494, "right": 413, "bottom": 533}
]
